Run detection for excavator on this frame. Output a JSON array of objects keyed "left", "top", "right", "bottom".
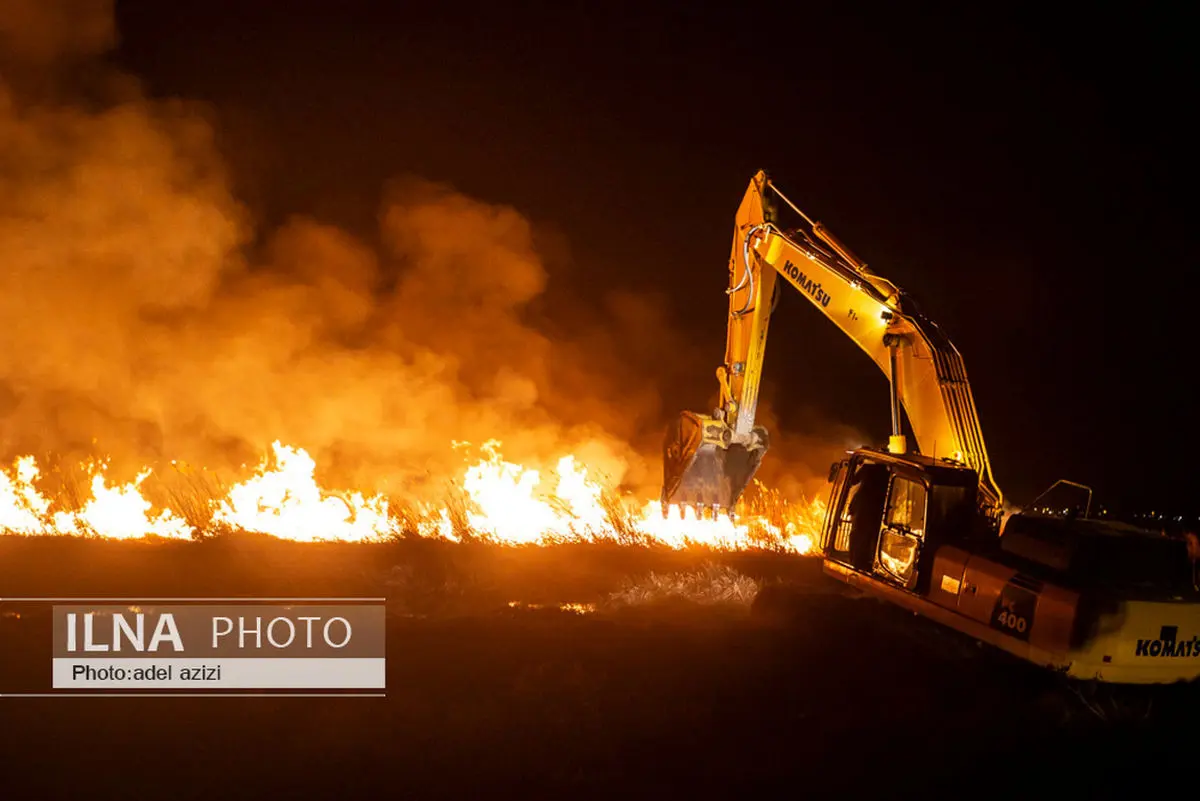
[{"left": 663, "top": 170, "right": 1200, "bottom": 685}]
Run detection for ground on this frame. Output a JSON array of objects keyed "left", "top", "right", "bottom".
[{"left": 0, "top": 535, "right": 1193, "bottom": 799}]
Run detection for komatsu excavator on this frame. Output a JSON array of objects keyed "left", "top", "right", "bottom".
[{"left": 663, "top": 170, "right": 1200, "bottom": 685}]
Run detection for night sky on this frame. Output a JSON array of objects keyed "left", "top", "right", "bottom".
[{"left": 109, "top": 1, "right": 1193, "bottom": 514}]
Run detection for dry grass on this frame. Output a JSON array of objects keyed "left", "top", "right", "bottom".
[
  {"left": 739, "top": 480, "right": 827, "bottom": 549},
  {"left": 153, "top": 464, "right": 226, "bottom": 535},
  {"left": 0, "top": 533, "right": 1184, "bottom": 800},
  {"left": 39, "top": 457, "right": 93, "bottom": 517},
  {"left": 604, "top": 562, "right": 761, "bottom": 609},
  {"left": 440, "top": 481, "right": 475, "bottom": 541},
  {"left": 3, "top": 455, "right": 819, "bottom": 551},
  {"left": 388, "top": 497, "right": 429, "bottom": 539},
  {"left": 599, "top": 486, "right": 653, "bottom": 546}
]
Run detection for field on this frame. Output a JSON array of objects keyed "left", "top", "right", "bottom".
[{"left": 0, "top": 535, "right": 1194, "bottom": 800}]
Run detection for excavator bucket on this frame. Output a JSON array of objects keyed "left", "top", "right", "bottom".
[{"left": 661, "top": 411, "right": 769, "bottom": 514}]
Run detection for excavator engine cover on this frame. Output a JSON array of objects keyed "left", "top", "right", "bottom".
[{"left": 661, "top": 411, "right": 769, "bottom": 512}]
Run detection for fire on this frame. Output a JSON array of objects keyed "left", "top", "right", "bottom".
[
  {"left": 52, "top": 472, "right": 192, "bottom": 540},
  {"left": 0, "top": 457, "right": 50, "bottom": 534},
  {"left": 0, "top": 457, "right": 190, "bottom": 539},
  {"left": 0, "top": 441, "right": 822, "bottom": 553},
  {"left": 458, "top": 445, "right": 618, "bottom": 543},
  {"left": 459, "top": 444, "right": 573, "bottom": 543},
  {"left": 212, "top": 442, "right": 392, "bottom": 542},
  {"left": 638, "top": 503, "right": 815, "bottom": 552}
]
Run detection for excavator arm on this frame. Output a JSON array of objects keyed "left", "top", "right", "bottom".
[{"left": 662, "top": 170, "right": 1002, "bottom": 520}]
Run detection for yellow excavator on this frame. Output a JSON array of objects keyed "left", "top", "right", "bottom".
[{"left": 663, "top": 170, "right": 1200, "bottom": 685}]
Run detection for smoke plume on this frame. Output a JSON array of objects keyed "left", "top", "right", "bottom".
[{"left": 0, "top": 0, "right": 857, "bottom": 504}]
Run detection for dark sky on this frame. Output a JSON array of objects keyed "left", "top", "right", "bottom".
[{"left": 109, "top": 1, "right": 1193, "bottom": 513}]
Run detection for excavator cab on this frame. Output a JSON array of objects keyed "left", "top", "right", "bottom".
[
  {"left": 820, "top": 449, "right": 983, "bottom": 591},
  {"left": 656, "top": 172, "right": 1200, "bottom": 685},
  {"left": 661, "top": 411, "right": 769, "bottom": 515}
]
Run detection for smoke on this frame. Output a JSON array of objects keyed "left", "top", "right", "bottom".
[
  {"left": 0, "top": 0, "right": 857, "bottom": 504},
  {"left": 0, "top": 0, "right": 115, "bottom": 67}
]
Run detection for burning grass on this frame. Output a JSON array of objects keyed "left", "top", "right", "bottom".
[{"left": 0, "top": 441, "right": 826, "bottom": 553}]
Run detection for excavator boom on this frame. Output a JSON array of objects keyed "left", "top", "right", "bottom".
[
  {"left": 662, "top": 171, "right": 1002, "bottom": 520},
  {"left": 661, "top": 174, "right": 1200, "bottom": 687}
]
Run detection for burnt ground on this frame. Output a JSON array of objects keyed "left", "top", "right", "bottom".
[{"left": 0, "top": 535, "right": 1195, "bottom": 800}]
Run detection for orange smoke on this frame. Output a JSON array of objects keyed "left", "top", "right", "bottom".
[{"left": 0, "top": 0, "right": 858, "bottom": 543}]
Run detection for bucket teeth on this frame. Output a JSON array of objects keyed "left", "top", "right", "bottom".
[{"left": 661, "top": 411, "right": 769, "bottom": 513}]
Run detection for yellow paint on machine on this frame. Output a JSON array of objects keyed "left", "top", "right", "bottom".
[
  {"left": 825, "top": 560, "right": 1200, "bottom": 685},
  {"left": 1071, "top": 600, "right": 1200, "bottom": 684}
]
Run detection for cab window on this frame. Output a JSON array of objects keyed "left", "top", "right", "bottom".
[
  {"left": 834, "top": 481, "right": 858, "bottom": 552},
  {"left": 878, "top": 475, "right": 928, "bottom": 587},
  {"left": 885, "top": 476, "right": 927, "bottom": 536},
  {"left": 822, "top": 463, "right": 849, "bottom": 552}
]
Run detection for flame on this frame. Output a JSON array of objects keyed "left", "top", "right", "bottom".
[
  {"left": 1, "top": 456, "right": 189, "bottom": 539},
  {"left": 0, "top": 441, "right": 822, "bottom": 553},
  {"left": 53, "top": 471, "right": 192, "bottom": 540},
  {"left": 0, "top": 457, "right": 50, "bottom": 534},
  {"left": 212, "top": 442, "right": 392, "bottom": 542}
]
